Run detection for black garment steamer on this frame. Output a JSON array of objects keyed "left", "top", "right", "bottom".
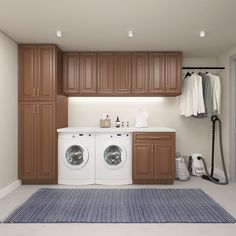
[{"left": 197, "top": 115, "right": 229, "bottom": 185}]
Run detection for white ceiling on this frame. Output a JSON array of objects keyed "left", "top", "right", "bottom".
[{"left": 0, "top": 0, "right": 236, "bottom": 57}]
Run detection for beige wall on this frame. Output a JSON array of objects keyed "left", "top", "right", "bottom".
[
  {"left": 69, "top": 57, "right": 217, "bottom": 164},
  {"left": 0, "top": 31, "right": 18, "bottom": 190},
  {"left": 217, "top": 46, "right": 236, "bottom": 176}
]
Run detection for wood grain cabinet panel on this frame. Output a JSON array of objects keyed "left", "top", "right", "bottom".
[
  {"left": 114, "top": 53, "right": 131, "bottom": 94},
  {"left": 19, "top": 103, "right": 36, "bottom": 179},
  {"left": 63, "top": 53, "right": 79, "bottom": 94},
  {"left": 37, "top": 103, "right": 56, "bottom": 180},
  {"left": 133, "top": 132, "right": 175, "bottom": 184},
  {"left": 19, "top": 45, "right": 36, "bottom": 100},
  {"left": 132, "top": 53, "right": 148, "bottom": 94},
  {"left": 97, "top": 53, "right": 114, "bottom": 94},
  {"left": 37, "top": 46, "right": 55, "bottom": 100},
  {"left": 19, "top": 102, "right": 57, "bottom": 182},
  {"left": 154, "top": 144, "right": 175, "bottom": 180},
  {"left": 149, "top": 53, "right": 165, "bottom": 95},
  {"left": 133, "top": 143, "right": 153, "bottom": 180},
  {"left": 80, "top": 53, "right": 97, "bottom": 94},
  {"left": 165, "top": 52, "right": 182, "bottom": 95}
]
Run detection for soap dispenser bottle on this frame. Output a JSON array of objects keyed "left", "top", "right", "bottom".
[{"left": 115, "top": 116, "right": 120, "bottom": 128}]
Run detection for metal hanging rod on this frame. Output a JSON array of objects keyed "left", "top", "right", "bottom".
[{"left": 182, "top": 67, "right": 225, "bottom": 70}]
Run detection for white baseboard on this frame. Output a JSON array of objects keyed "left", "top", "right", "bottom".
[{"left": 0, "top": 180, "right": 21, "bottom": 199}]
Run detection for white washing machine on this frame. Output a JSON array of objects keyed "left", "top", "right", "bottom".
[
  {"left": 58, "top": 133, "right": 95, "bottom": 185},
  {"left": 96, "top": 132, "right": 132, "bottom": 185}
]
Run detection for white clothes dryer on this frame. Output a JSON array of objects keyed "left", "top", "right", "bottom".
[
  {"left": 58, "top": 133, "right": 95, "bottom": 185},
  {"left": 96, "top": 132, "right": 132, "bottom": 185}
]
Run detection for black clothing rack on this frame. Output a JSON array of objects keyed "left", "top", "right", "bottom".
[{"left": 182, "top": 67, "right": 225, "bottom": 70}]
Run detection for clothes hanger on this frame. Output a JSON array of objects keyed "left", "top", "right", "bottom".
[{"left": 184, "top": 71, "right": 191, "bottom": 78}]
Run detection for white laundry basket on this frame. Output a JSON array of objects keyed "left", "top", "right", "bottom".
[{"left": 176, "top": 156, "right": 190, "bottom": 181}]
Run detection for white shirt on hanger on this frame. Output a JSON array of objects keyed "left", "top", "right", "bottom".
[
  {"left": 179, "top": 73, "right": 205, "bottom": 117},
  {"left": 196, "top": 74, "right": 205, "bottom": 114},
  {"left": 207, "top": 73, "right": 221, "bottom": 114}
]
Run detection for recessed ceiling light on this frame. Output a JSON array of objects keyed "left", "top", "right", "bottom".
[
  {"left": 128, "top": 30, "right": 134, "bottom": 37},
  {"left": 200, "top": 30, "right": 206, "bottom": 38},
  {"left": 56, "top": 30, "right": 62, "bottom": 38}
]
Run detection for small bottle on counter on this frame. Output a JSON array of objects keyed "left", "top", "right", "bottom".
[{"left": 115, "top": 116, "right": 120, "bottom": 128}]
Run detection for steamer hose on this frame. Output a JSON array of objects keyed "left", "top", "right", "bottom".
[{"left": 198, "top": 116, "right": 229, "bottom": 185}]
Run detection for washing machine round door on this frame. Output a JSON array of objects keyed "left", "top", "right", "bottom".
[
  {"left": 103, "top": 144, "right": 126, "bottom": 169},
  {"left": 64, "top": 145, "right": 89, "bottom": 169}
]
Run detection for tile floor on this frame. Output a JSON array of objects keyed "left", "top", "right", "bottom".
[{"left": 0, "top": 177, "right": 235, "bottom": 236}]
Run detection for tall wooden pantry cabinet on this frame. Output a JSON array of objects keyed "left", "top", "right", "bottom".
[{"left": 19, "top": 44, "right": 68, "bottom": 184}]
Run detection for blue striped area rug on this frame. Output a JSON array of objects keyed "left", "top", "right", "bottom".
[{"left": 3, "top": 188, "right": 236, "bottom": 223}]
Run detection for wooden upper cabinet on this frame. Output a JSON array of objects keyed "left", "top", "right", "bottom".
[
  {"left": 97, "top": 53, "right": 114, "bottom": 94},
  {"left": 165, "top": 52, "right": 182, "bottom": 95},
  {"left": 36, "top": 103, "right": 56, "bottom": 180},
  {"left": 132, "top": 53, "right": 148, "bottom": 94},
  {"left": 149, "top": 53, "right": 165, "bottom": 95},
  {"left": 19, "top": 45, "right": 58, "bottom": 101},
  {"left": 19, "top": 102, "right": 36, "bottom": 179},
  {"left": 63, "top": 53, "right": 79, "bottom": 94},
  {"left": 114, "top": 53, "right": 131, "bottom": 94},
  {"left": 80, "top": 53, "right": 97, "bottom": 94},
  {"left": 37, "top": 46, "right": 55, "bottom": 100},
  {"left": 19, "top": 45, "right": 36, "bottom": 100},
  {"left": 61, "top": 51, "right": 182, "bottom": 96}
]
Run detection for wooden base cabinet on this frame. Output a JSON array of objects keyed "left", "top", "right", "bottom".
[
  {"left": 132, "top": 132, "right": 175, "bottom": 184},
  {"left": 19, "top": 102, "right": 57, "bottom": 183}
]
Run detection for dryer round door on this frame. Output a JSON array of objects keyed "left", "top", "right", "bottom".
[
  {"left": 64, "top": 144, "right": 89, "bottom": 170},
  {"left": 103, "top": 144, "right": 127, "bottom": 169}
]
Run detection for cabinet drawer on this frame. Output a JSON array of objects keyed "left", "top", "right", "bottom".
[{"left": 133, "top": 132, "right": 174, "bottom": 142}]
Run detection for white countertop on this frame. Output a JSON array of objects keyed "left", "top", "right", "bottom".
[{"left": 57, "top": 127, "right": 176, "bottom": 133}]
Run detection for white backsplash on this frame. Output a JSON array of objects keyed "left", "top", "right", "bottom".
[{"left": 68, "top": 96, "right": 211, "bottom": 159}]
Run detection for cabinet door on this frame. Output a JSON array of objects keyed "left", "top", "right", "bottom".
[
  {"left": 37, "top": 45, "right": 56, "bottom": 100},
  {"left": 149, "top": 53, "right": 165, "bottom": 95},
  {"left": 133, "top": 143, "right": 153, "bottom": 179},
  {"left": 80, "top": 53, "right": 97, "bottom": 94},
  {"left": 63, "top": 53, "right": 79, "bottom": 94},
  {"left": 154, "top": 143, "right": 175, "bottom": 180},
  {"left": 114, "top": 53, "right": 131, "bottom": 94},
  {"left": 132, "top": 53, "right": 148, "bottom": 94},
  {"left": 165, "top": 52, "right": 182, "bottom": 95},
  {"left": 19, "top": 103, "right": 36, "bottom": 179},
  {"left": 36, "top": 103, "right": 56, "bottom": 180},
  {"left": 19, "top": 45, "right": 36, "bottom": 100},
  {"left": 97, "top": 53, "right": 114, "bottom": 94}
]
